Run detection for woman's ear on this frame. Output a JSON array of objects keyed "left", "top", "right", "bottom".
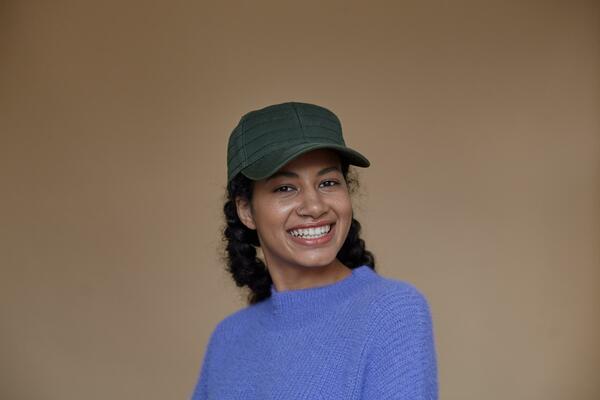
[{"left": 235, "top": 197, "right": 257, "bottom": 230}]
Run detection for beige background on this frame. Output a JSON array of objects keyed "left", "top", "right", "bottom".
[{"left": 1, "top": 1, "right": 599, "bottom": 399}]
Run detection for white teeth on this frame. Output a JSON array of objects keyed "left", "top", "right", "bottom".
[{"left": 289, "top": 224, "right": 331, "bottom": 238}]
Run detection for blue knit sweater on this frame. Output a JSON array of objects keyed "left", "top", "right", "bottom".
[{"left": 191, "top": 265, "right": 438, "bottom": 399}]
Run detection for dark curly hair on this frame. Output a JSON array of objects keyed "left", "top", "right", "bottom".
[{"left": 220, "top": 159, "right": 376, "bottom": 305}]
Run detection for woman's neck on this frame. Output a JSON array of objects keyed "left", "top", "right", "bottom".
[{"left": 267, "top": 258, "right": 352, "bottom": 293}]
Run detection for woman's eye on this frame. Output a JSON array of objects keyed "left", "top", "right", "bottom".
[
  {"left": 320, "top": 180, "right": 339, "bottom": 188},
  {"left": 274, "top": 180, "right": 339, "bottom": 193},
  {"left": 274, "top": 185, "right": 294, "bottom": 193}
]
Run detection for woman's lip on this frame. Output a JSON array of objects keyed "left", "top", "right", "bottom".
[{"left": 288, "top": 223, "right": 335, "bottom": 246}]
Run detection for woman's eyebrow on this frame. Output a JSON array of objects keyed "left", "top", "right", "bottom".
[{"left": 266, "top": 165, "right": 340, "bottom": 182}]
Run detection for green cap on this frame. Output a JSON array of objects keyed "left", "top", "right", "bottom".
[{"left": 227, "top": 101, "right": 370, "bottom": 183}]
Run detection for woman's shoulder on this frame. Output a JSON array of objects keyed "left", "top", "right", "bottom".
[
  {"left": 206, "top": 299, "right": 268, "bottom": 342},
  {"left": 359, "top": 269, "right": 433, "bottom": 323}
]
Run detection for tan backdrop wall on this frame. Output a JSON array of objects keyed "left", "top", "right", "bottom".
[{"left": 1, "top": 1, "right": 599, "bottom": 399}]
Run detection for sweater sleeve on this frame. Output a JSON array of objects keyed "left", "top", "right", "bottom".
[{"left": 360, "top": 286, "right": 438, "bottom": 400}]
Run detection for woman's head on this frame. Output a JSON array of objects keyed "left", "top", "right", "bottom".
[
  {"left": 235, "top": 148, "right": 353, "bottom": 273},
  {"left": 221, "top": 102, "right": 375, "bottom": 304}
]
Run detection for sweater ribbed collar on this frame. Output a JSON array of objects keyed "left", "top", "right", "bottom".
[{"left": 263, "top": 265, "right": 376, "bottom": 329}]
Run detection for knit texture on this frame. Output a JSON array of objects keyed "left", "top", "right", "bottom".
[{"left": 190, "top": 265, "right": 438, "bottom": 400}]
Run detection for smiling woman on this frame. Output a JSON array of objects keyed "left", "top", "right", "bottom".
[
  {"left": 190, "top": 102, "right": 438, "bottom": 400},
  {"left": 235, "top": 149, "right": 358, "bottom": 292}
]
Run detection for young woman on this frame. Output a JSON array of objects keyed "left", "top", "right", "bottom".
[{"left": 191, "top": 102, "right": 438, "bottom": 400}]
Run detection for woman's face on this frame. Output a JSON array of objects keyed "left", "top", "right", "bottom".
[{"left": 236, "top": 148, "right": 353, "bottom": 272}]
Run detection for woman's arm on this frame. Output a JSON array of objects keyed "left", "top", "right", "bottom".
[
  {"left": 190, "top": 336, "right": 213, "bottom": 400},
  {"left": 190, "top": 322, "right": 224, "bottom": 400}
]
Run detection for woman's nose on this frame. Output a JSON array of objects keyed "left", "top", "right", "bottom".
[{"left": 297, "top": 187, "right": 327, "bottom": 218}]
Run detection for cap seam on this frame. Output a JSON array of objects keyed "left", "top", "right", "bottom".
[
  {"left": 240, "top": 128, "right": 304, "bottom": 148},
  {"left": 295, "top": 112, "right": 339, "bottom": 123},
  {"left": 242, "top": 116, "right": 338, "bottom": 134},
  {"left": 242, "top": 115, "right": 299, "bottom": 132},
  {"left": 239, "top": 125, "right": 340, "bottom": 150},
  {"left": 290, "top": 102, "right": 306, "bottom": 142},
  {"left": 241, "top": 117, "right": 248, "bottom": 167}
]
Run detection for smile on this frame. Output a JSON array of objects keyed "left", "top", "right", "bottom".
[{"left": 287, "top": 223, "right": 336, "bottom": 246}]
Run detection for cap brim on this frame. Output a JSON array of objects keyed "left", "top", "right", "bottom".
[{"left": 241, "top": 142, "right": 370, "bottom": 181}]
